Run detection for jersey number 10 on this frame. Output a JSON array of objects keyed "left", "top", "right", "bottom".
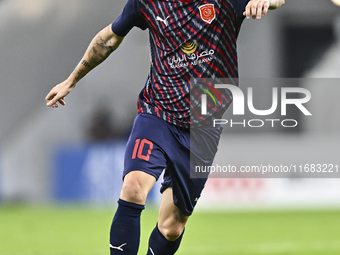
[{"left": 132, "top": 139, "right": 154, "bottom": 161}]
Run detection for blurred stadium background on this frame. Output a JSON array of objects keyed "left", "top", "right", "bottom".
[{"left": 0, "top": 0, "right": 340, "bottom": 254}]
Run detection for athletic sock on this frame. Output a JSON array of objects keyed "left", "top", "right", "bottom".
[
  {"left": 110, "top": 199, "right": 145, "bottom": 255},
  {"left": 147, "top": 224, "right": 184, "bottom": 255}
]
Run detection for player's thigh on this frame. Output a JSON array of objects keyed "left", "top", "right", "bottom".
[
  {"left": 120, "top": 170, "right": 156, "bottom": 205},
  {"left": 158, "top": 187, "right": 189, "bottom": 241}
]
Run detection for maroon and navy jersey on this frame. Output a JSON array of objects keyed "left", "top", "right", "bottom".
[{"left": 112, "top": 0, "right": 250, "bottom": 127}]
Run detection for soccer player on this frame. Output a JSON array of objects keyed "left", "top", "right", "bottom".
[{"left": 45, "top": 0, "right": 285, "bottom": 254}]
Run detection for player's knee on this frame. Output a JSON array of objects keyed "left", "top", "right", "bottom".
[
  {"left": 121, "top": 179, "right": 147, "bottom": 204},
  {"left": 158, "top": 221, "right": 185, "bottom": 241},
  {"left": 159, "top": 224, "right": 185, "bottom": 241}
]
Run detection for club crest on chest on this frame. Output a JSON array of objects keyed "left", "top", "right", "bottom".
[{"left": 199, "top": 4, "right": 216, "bottom": 24}]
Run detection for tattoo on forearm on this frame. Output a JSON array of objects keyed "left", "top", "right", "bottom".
[
  {"left": 88, "top": 36, "right": 116, "bottom": 65},
  {"left": 71, "top": 66, "right": 85, "bottom": 82},
  {"left": 71, "top": 67, "right": 78, "bottom": 75},
  {"left": 71, "top": 27, "right": 118, "bottom": 81},
  {"left": 75, "top": 69, "right": 84, "bottom": 80},
  {"left": 81, "top": 60, "right": 89, "bottom": 67}
]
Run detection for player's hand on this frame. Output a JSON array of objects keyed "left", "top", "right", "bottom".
[
  {"left": 45, "top": 80, "right": 75, "bottom": 108},
  {"left": 243, "top": 0, "right": 270, "bottom": 19},
  {"left": 243, "top": 0, "right": 285, "bottom": 20}
]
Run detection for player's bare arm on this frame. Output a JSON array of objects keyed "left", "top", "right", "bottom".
[
  {"left": 45, "top": 25, "right": 124, "bottom": 108},
  {"left": 243, "top": 0, "right": 285, "bottom": 20}
]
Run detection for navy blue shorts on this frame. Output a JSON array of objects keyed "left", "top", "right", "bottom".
[{"left": 123, "top": 113, "right": 222, "bottom": 216}]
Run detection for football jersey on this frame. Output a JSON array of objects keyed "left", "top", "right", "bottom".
[{"left": 112, "top": 0, "right": 250, "bottom": 127}]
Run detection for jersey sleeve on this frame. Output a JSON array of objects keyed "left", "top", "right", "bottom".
[{"left": 111, "top": 0, "right": 148, "bottom": 37}]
